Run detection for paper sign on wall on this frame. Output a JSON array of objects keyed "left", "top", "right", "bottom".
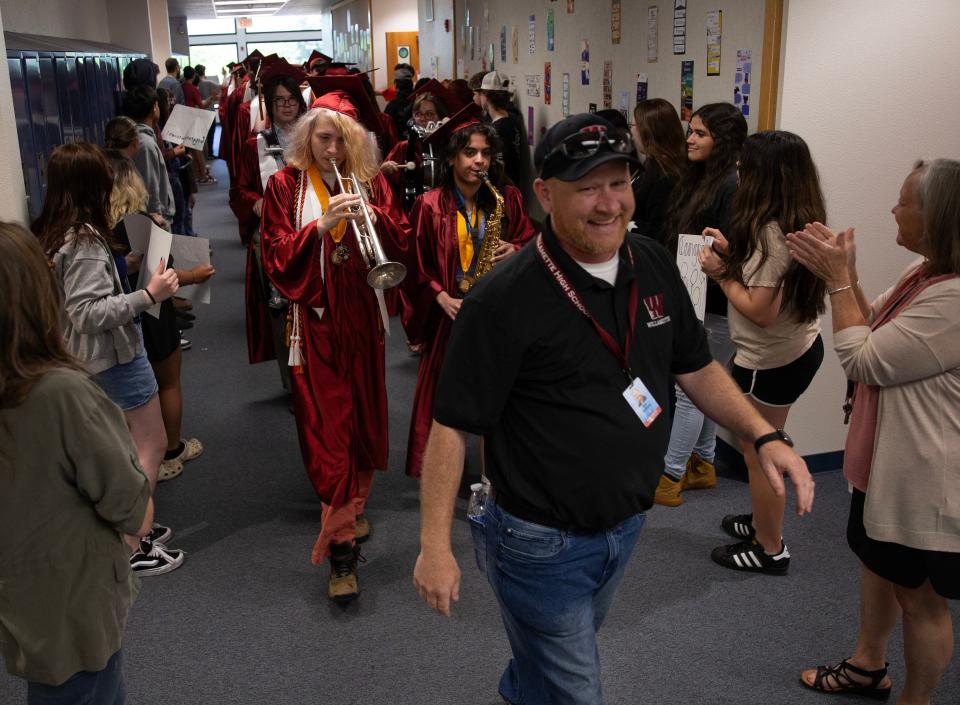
[
  {"left": 562, "top": 72, "right": 571, "bottom": 116},
  {"left": 734, "top": 49, "right": 752, "bottom": 117},
  {"left": 528, "top": 15, "right": 536, "bottom": 54},
  {"left": 673, "top": 0, "right": 687, "bottom": 54},
  {"left": 612, "top": 0, "right": 622, "bottom": 44},
  {"left": 527, "top": 106, "right": 535, "bottom": 145},
  {"left": 580, "top": 40, "right": 590, "bottom": 85},
  {"left": 637, "top": 73, "right": 649, "bottom": 103},
  {"left": 526, "top": 74, "right": 541, "bottom": 97},
  {"left": 547, "top": 9, "right": 555, "bottom": 51},
  {"left": 647, "top": 6, "right": 659, "bottom": 62},
  {"left": 706, "top": 10, "right": 722, "bottom": 75},
  {"left": 602, "top": 60, "right": 613, "bottom": 109},
  {"left": 680, "top": 60, "right": 694, "bottom": 120},
  {"left": 676, "top": 233, "right": 715, "bottom": 320}
]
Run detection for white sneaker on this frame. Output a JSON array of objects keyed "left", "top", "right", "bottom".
[{"left": 130, "top": 538, "right": 185, "bottom": 576}]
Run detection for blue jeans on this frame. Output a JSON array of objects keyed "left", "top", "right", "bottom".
[
  {"left": 663, "top": 313, "right": 736, "bottom": 480},
  {"left": 27, "top": 650, "right": 125, "bottom": 705},
  {"left": 473, "top": 497, "right": 646, "bottom": 705}
]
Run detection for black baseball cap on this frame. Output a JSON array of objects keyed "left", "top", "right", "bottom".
[{"left": 535, "top": 113, "right": 639, "bottom": 181}]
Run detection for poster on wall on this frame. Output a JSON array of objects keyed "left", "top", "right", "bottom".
[
  {"left": 567, "top": 0, "right": 575, "bottom": 13},
  {"left": 612, "top": 0, "right": 622, "bottom": 44},
  {"left": 580, "top": 40, "right": 590, "bottom": 85},
  {"left": 547, "top": 9, "right": 555, "bottom": 51},
  {"left": 544, "top": 62, "right": 552, "bottom": 104},
  {"left": 528, "top": 106, "right": 535, "bottom": 145},
  {"left": 673, "top": 0, "right": 686, "bottom": 54},
  {"left": 526, "top": 74, "right": 541, "bottom": 97},
  {"left": 680, "top": 60, "right": 694, "bottom": 120},
  {"left": 647, "top": 6, "right": 659, "bottom": 62},
  {"left": 636, "top": 73, "right": 649, "bottom": 103},
  {"left": 602, "top": 60, "right": 613, "bottom": 109},
  {"left": 528, "top": 15, "right": 536, "bottom": 54},
  {"left": 488, "top": 43, "right": 495, "bottom": 70},
  {"left": 734, "top": 49, "right": 752, "bottom": 116},
  {"left": 619, "top": 91, "right": 630, "bottom": 121},
  {"left": 430, "top": 55, "right": 438, "bottom": 78},
  {"left": 500, "top": 26, "right": 507, "bottom": 62},
  {"left": 706, "top": 10, "right": 722, "bottom": 75},
  {"left": 512, "top": 26, "right": 519, "bottom": 63},
  {"left": 562, "top": 72, "right": 571, "bottom": 116}
]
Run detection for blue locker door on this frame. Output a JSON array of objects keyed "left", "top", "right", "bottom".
[
  {"left": 54, "top": 56, "right": 74, "bottom": 143},
  {"left": 38, "top": 56, "right": 64, "bottom": 153},
  {"left": 64, "top": 56, "right": 82, "bottom": 143},
  {"left": 24, "top": 54, "right": 50, "bottom": 214},
  {"left": 7, "top": 56, "right": 42, "bottom": 221}
]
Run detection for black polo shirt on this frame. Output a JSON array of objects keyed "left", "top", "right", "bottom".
[{"left": 433, "top": 218, "right": 712, "bottom": 530}]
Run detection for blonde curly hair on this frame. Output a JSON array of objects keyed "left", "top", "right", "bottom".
[{"left": 284, "top": 107, "right": 380, "bottom": 187}]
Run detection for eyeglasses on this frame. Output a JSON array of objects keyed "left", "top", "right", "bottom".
[
  {"left": 545, "top": 126, "right": 634, "bottom": 162},
  {"left": 273, "top": 97, "right": 299, "bottom": 107}
]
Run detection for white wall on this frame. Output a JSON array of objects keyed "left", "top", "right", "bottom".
[
  {"left": 106, "top": 0, "right": 153, "bottom": 56},
  {"left": 418, "top": 0, "right": 455, "bottom": 80},
  {"left": 371, "top": 0, "right": 419, "bottom": 91},
  {"left": 777, "top": 0, "right": 960, "bottom": 456},
  {"left": 147, "top": 0, "right": 171, "bottom": 62},
  {"left": 0, "top": 5, "right": 28, "bottom": 223},
  {"left": 0, "top": 0, "right": 111, "bottom": 42}
]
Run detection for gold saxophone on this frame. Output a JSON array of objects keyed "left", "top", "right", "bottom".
[{"left": 458, "top": 170, "right": 504, "bottom": 294}]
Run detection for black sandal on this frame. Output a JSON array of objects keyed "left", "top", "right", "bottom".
[{"left": 802, "top": 659, "right": 892, "bottom": 700}]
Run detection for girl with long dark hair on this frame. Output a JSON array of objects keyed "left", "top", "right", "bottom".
[
  {"left": 656, "top": 102, "right": 747, "bottom": 508},
  {"left": 405, "top": 110, "right": 535, "bottom": 479},
  {"left": 630, "top": 98, "right": 687, "bottom": 244},
  {"left": 699, "top": 130, "right": 826, "bottom": 574},
  {"left": 33, "top": 142, "right": 184, "bottom": 576}
]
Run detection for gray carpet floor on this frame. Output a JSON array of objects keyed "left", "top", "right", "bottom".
[{"left": 2, "top": 160, "right": 958, "bottom": 704}]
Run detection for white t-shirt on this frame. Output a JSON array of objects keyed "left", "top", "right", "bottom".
[
  {"left": 727, "top": 221, "right": 821, "bottom": 369},
  {"left": 575, "top": 254, "right": 619, "bottom": 285}
]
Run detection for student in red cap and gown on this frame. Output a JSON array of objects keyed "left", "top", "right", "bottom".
[
  {"left": 230, "top": 58, "right": 308, "bottom": 391},
  {"left": 259, "top": 75, "right": 409, "bottom": 603},
  {"left": 404, "top": 105, "right": 536, "bottom": 478}
]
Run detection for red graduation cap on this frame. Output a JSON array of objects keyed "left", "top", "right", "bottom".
[
  {"left": 423, "top": 103, "right": 483, "bottom": 150},
  {"left": 258, "top": 57, "right": 306, "bottom": 92},
  {"left": 240, "top": 49, "right": 265, "bottom": 71},
  {"left": 305, "top": 50, "right": 333, "bottom": 71},
  {"left": 407, "top": 78, "right": 464, "bottom": 114},
  {"left": 307, "top": 75, "right": 381, "bottom": 135}
]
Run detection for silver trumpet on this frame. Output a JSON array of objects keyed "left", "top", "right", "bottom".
[{"left": 329, "top": 158, "right": 407, "bottom": 289}]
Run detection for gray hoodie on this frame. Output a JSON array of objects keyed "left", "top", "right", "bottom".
[{"left": 132, "top": 123, "right": 174, "bottom": 219}]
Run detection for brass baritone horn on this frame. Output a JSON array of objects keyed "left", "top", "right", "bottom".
[{"left": 329, "top": 159, "right": 407, "bottom": 290}]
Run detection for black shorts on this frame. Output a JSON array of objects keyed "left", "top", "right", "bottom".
[
  {"left": 847, "top": 488, "right": 960, "bottom": 599},
  {"left": 731, "top": 335, "right": 823, "bottom": 407}
]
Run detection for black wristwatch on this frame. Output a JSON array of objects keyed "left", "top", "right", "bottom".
[{"left": 754, "top": 429, "right": 794, "bottom": 454}]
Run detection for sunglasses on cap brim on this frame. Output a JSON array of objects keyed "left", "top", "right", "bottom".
[{"left": 545, "top": 127, "right": 635, "bottom": 162}]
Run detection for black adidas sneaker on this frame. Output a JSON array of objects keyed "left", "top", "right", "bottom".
[
  {"left": 721, "top": 513, "right": 757, "bottom": 540},
  {"left": 711, "top": 539, "right": 791, "bottom": 575}
]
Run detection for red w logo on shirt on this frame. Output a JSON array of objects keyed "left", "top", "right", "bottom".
[{"left": 643, "top": 293, "right": 666, "bottom": 320}]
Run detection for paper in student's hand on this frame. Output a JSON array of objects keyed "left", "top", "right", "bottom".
[
  {"left": 130, "top": 218, "right": 173, "bottom": 319},
  {"left": 676, "top": 233, "right": 715, "bottom": 321},
  {"left": 122, "top": 213, "right": 153, "bottom": 254},
  {"left": 170, "top": 235, "right": 212, "bottom": 304}
]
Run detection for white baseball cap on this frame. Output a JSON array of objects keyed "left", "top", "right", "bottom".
[{"left": 479, "top": 71, "right": 512, "bottom": 93}]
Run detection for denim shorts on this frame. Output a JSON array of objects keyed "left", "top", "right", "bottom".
[{"left": 93, "top": 348, "right": 158, "bottom": 411}]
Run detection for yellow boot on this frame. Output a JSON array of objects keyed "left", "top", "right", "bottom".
[
  {"left": 328, "top": 541, "right": 360, "bottom": 604},
  {"left": 682, "top": 453, "right": 717, "bottom": 490},
  {"left": 654, "top": 474, "right": 684, "bottom": 507}
]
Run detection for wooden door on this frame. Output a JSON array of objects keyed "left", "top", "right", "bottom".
[{"left": 386, "top": 31, "right": 419, "bottom": 84}]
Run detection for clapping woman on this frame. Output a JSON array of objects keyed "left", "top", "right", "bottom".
[{"left": 788, "top": 159, "right": 960, "bottom": 703}]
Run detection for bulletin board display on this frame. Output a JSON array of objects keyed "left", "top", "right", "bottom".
[{"left": 451, "top": 0, "right": 766, "bottom": 152}]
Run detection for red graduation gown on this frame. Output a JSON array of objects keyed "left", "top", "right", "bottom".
[
  {"left": 404, "top": 184, "right": 536, "bottom": 477},
  {"left": 260, "top": 166, "right": 408, "bottom": 507},
  {"left": 219, "top": 81, "right": 248, "bottom": 184},
  {"left": 231, "top": 134, "right": 276, "bottom": 364}
]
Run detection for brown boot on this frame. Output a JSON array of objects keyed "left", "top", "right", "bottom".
[
  {"left": 328, "top": 541, "right": 360, "bottom": 603},
  {"left": 355, "top": 514, "right": 371, "bottom": 544},
  {"left": 654, "top": 474, "right": 684, "bottom": 507},
  {"left": 682, "top": 453, "right": 717, "bottom": 490}
]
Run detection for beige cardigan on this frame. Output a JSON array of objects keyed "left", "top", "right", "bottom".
[{"left": 834, "top": 261, "right": 960, "bottom": 552}]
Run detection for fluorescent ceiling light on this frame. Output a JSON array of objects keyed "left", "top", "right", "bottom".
[
  {"left": 217, "top": 9, "right": 278, "bottom": 14},
  {"left": 214, "top": 1, "right": 286, "bottom": 5}
]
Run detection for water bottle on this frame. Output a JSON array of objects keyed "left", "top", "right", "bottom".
[
  {"left": 467, "top": 482, "right": 487, "bottom": 574},
  {"left": 467, "top": 482, "right": 486, "bottom": 520}
]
